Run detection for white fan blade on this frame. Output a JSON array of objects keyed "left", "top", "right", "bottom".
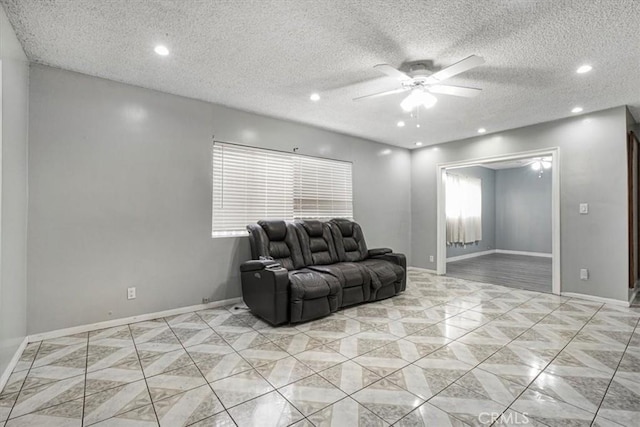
[
  {"left": 373, "top": 64, "right": 412, "bottom": 81},
  {"left": 428, "top": 55, "right": 485, "bottom": 82},
  {"left": 353, "top": 87, "right": 408, "bottom": 101},
  {"left": 428, "top": 84, "right": 482, "bottom": 98}
]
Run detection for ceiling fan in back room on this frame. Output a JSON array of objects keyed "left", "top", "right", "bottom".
[{"left": 354, "top": 55, "right": 485, "bottom": 113}]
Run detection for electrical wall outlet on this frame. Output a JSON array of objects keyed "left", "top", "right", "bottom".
[
  {"left": 429, "top": 255, "right": 434, "bottom": 262},
  {"left": 580, "top": 269, "right": 589, "bottom": 280},
  {"left": 579, "top": 203, "right": 589, "bottom": 214},
  {"left": 202, "top": 297, "right": 210, "bottom": 304},
  {"left": 127, "top": 287, "right": 136, "bottom": 300}
]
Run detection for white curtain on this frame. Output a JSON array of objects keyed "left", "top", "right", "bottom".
[{"left": 446, "top": 173, "right": 482, "bottom": 245}]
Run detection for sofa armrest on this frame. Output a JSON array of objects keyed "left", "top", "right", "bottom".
[
  {"left": 372, "top": 252, "right": 406, "bottom": 269},
  {"left": 240, "top": 259, "right": 281, "bottom": 272},
  {"left": 368, "top": 248, "right": 393, "bottom": 257},
  {"left": 241, "top": 264, "right": 290, "bottom": 326}
]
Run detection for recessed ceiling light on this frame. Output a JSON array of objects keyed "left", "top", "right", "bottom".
[
  {"left": 397, "top": 121, "right": 405, "bottom": 127},
  {"left": 154, "top": 45, "right": 169, "bottom": 56},
  {"left": 571, "top": 106, "right": 583, "bottom": 113},
  {"left": 576, "top": 65, "right": 592, "bottom": 74},
  {"left": 415, "top": 142, "right": 423, "bottom": 146},
  {"left": 477, "top": 128, "right": 486, "bottom": 134},
  {"left": 309, "top": 93, "right": 320, "bottom": 102},
  {"left": 416, "top": 124, "right": 421, "bottom": 128}
]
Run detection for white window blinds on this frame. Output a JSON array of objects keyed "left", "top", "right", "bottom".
[
  {"left": 293, "top": 155, "right": 353, "bottom": 220},
  {"left": 212, "top": 142, "right": 353, "bottom": 237}
]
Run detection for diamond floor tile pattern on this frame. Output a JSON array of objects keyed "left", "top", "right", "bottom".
[{"left": 2, "top": 268, "right": 640, "bottom": 426}]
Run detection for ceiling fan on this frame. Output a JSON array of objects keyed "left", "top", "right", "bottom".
[
  {"left": 354, "top": 55, "right": 485, "bottom": 111},
  {"left": 529, "top": 157, "right": 552, "bottom": 178},
  {"left": 528, "top": 157, "right": 552, "bottom": 170}
]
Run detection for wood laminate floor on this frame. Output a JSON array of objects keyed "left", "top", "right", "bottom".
[{"left": 446, "top": 253, "right": 552, "bottom": 293}]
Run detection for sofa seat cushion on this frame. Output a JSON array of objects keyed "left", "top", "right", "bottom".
[
  {"left": 307, "top": 262, "right": 368, "bottom": 288},
  {"left": 288, "top": 270, "right": 341, "bottom": 300},
  {"left": 288, "top": 270, "right": 341, "bottom": 323}
]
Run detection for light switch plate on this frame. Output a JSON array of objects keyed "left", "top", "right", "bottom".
[
  {"left": 579, "top": 203, "right": 589, "bottom": 214},
  {"left": 580, "top": 269, "right": 589, "bottom": 280}
]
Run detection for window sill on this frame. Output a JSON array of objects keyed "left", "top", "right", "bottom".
[{"left": 211, "top": 232, "right": 249, "bottom": 239}]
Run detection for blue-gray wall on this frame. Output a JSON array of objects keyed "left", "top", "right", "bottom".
[
  {"left": 496, "top": 166, "right": 552, "bottom": 253},
  {"left": 27, "top": 65, "right": 412, "bottom": 334},
  {"left": 445, "top": 166, "right": 496, "bottom": 258},
  {"left": 0, "top": 8, "right": 28, "bottom": 382}
]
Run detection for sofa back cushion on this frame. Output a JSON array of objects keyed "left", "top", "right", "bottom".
[
  {"left": 329, "top": 219, "right": 368, "bottom": 262},
  {"left": 294, "top": 220, "right": 338, "bottom": 266},
  {"left": 247, "top": 220, "right": 305, "bottom": 270}
]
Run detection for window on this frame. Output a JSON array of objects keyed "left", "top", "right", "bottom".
[
  {"left": 212, "top": 142, "right": 353, "bottom": 237},
  {"left": 445, "top": 172, "right": 482, "bottom": 245}
]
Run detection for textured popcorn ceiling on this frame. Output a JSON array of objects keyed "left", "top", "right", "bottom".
[{"left": 3, "top": 0, "right": 640, "bottom": 148}]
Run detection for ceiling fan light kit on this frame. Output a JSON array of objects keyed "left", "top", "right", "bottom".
[
  {"left": 400, "top": 89, "right": 438, "bottom": 112},
  {"left": 531, "top": 157, "right": 552, "bottom": 177},
  {"left": 355, "top": 55, "right": 486, "bottom": 114}
]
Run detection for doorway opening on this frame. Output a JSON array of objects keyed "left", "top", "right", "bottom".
[{"left": 436, "top": 148, "right": 561, "bottom": 294}]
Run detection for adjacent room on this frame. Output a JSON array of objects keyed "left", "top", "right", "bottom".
[
  {"left": 444, "top": 156, "right": 553, "bottom": 293},
  {"left": 1, "top": 1, "right": 639, "bottom": 427}
]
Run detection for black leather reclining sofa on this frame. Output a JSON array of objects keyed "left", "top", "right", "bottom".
[{"left": 240, "top": 218, "right": 406, "bottom": 325}]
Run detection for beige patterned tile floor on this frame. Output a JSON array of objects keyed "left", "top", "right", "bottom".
[{"left": 2, "top": 268, "right": 640, "bottom": 426}]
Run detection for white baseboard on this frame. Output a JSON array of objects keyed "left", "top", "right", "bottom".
[
  {"left": 28, "top": 297, "right": 243, "bottom": 342},
  {"left": 495, "top": 249, "right": 552, "bottom": 258},
  {"left": 408, "top": 266, "right": 438, "bottom": 274},
  {"left": 561, "top": 292, "right": 629, "bottom": 307},
  {"left": 446, "top": 249, "right": 552, "bottom": 263},
  {"left": 0, "top": 336, "right": 28, "bottom": 393},
  {"left": 446, "top": 249, "right": 496, "bottom": 262}
]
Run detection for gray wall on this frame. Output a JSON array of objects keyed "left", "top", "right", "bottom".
[
  {"left": 27, "top": 65, "right": 412, "bottom": 334},
  {"left": 495, "top": 167, "right": 552, "bottom": 253},
  {"left": 445, "top": 166, "right": 496, "bottom": 258},
  {"left": 0, "top": 8, "right": 28, "bottom": 377},
  {"left": 412, "top": 106, "right": 629, "bottom": 302}
]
